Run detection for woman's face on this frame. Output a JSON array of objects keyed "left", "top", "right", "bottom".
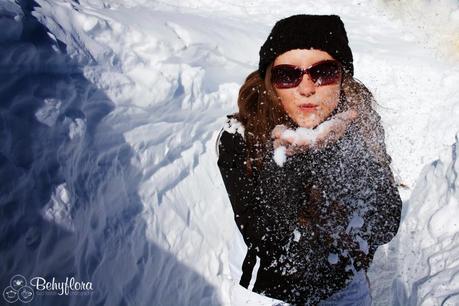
[{"left": 272, "top": 49, "right": 342, "bottom": 129}]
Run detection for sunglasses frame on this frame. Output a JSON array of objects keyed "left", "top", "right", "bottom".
[{"left": 271, "top": 59, "right": 344, "bottom": 89}]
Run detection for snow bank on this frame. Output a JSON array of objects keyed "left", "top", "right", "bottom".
[
  {"left": 1, "top": 1, "right": 221, "bottom": 305},
  {"left": 369, "top": 134, "right": 459, "bottom": 306},
  {"left": 375, "top": 0, "right": 459, "bottom": 61}
]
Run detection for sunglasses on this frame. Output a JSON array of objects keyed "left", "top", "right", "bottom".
[{"left": 271, "top": 60, "right": 343, "bottom": 89}]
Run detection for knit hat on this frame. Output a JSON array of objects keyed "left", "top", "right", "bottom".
[{"left": 258, "top": 14, "right": 354, "bottom": 80}]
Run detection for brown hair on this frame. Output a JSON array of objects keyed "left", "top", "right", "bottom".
[{"left": 233, "top": 63, "right": 393, "bottom": 177}]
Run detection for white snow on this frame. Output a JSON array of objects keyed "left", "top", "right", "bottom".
[
  {"left": 34, "top": 98, "right": 62, "bottom": 127},
  {"left": 272, "top": 115, "right": 349, "bottom": 166},
  {"left": 222, "top": 117, "right": 245, "bottom": 139},
  {"left": 2, "top": 0, "right": 459, "bottom": 305},
  {"left": 368, "top": 135, "right": 459, "bottom": 306},
  {"left": 67, "top": 118, "right": 87, "bottom": 139},
  {"left": 347, "top": 213, "right": 365, "bottom": 231},
  {"left": 273, "top": 145, "right": 287, "bottom": 167},
  {"left": 42, "top": 183, "right": 74, "bottom": 232},
  {"left": 293, "top": 228, "right": 301, "bottom": 242},
  {"left": 355, "top": 236, "right": 369, "bottom": 255},
  {"left": 328, "top": 252, "right": 339, "bottom": 265}
]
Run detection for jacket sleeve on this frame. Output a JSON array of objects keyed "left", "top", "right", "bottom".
[
  {"left": 333, "top": 141, "right": 402, "bottom": 256},
  {"left": 329, "top": 155, "right": 402, "bottom": 273},
  {"left": 217, "top": 128, "right": 279, "bottom": 256},
  {"left": 306, "top": 131, "right": 402, "bottom": 269},
  {"left": 361, "top": 154, "right": 402, "bottom": 249}
]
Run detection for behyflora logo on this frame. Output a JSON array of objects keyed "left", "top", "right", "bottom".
[
  {"left": 3, "top": 274, "right": 94, "bottom": 303},
  {"left": 2, "top": 274, "right": 34, "bottom": 303}
]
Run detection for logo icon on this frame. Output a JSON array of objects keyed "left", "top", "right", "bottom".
[{"left": 3, "top": 274, "right": 34, "bottom": 303}]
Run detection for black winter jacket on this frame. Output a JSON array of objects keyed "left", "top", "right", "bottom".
[{"left": 216, "top": 114, "right": 402, "bottom": 305}]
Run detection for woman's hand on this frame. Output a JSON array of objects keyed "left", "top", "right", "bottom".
[
  {"left": 314, "top": 109, "right": 358, "bottom": 150},
  {"left": 271, "top": 109, "right": 358, "bottom": 156}
]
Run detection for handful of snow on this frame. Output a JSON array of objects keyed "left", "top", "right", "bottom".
[{"left": 273, "top": 118, "right": 340, "bottom": 167}]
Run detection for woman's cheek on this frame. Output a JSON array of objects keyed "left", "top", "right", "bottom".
[
  {"left": 281, "top": 93, "right": 297, "bottom": 114},
  {"left": 322, "top": 100, "right": 337, "bottom": 114},
  {"left": 320, "top": 92, "right": 340, "bottom": 114}
]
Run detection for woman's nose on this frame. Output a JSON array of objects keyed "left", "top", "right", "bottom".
[{"left": 297, "top": 74, "right": 316, "bottom": 96}]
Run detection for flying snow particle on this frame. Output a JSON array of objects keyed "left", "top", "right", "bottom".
[
  {"left": 328, "top": 253, "right": 339, "bottom": 264},
  {"left": 273, "top": 146, "right": 287, "bottom": 166},
  {"left": 293, "top": 229, "right": 301, "bottom": 242}
]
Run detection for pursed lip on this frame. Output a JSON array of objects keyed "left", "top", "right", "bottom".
[{"left": 298, "top": 103, "right": 318, "bottom": 110}]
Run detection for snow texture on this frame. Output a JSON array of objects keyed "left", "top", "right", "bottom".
[
  {"left": 1, "top": 0, "right": 459, "bottom": 305},
  {"left": 273, "top": 116, "right": 346, "bottom": 167}
]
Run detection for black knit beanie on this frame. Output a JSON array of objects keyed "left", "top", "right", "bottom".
[{"left": 258, "top": 14, "right": 354, "bottom": 80}]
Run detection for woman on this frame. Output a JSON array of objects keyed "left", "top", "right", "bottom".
[{"left": 216, "top": 14, "right": 402, "bottom": 305}]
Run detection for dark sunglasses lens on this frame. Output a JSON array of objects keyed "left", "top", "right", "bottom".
[
  {"left": 271, "top": 66, "right": 302, "bottom": 88},
  {"left": 309, "top": 61, "right": 342, "bottom": 85}
]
